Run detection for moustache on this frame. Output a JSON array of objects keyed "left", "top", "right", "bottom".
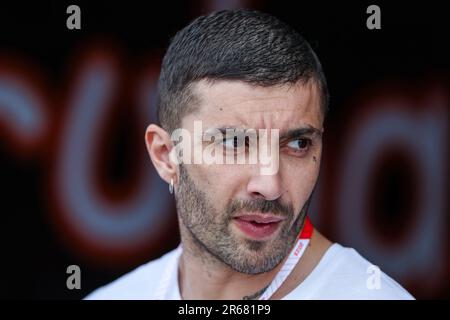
[{"left": 226, "top": 198, "right": 294, "bottom": 219}]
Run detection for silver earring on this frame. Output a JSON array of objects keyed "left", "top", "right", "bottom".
[{"left": 169, "top": 178, "right": 174, "bottom": 194}]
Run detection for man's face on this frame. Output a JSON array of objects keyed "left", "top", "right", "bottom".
[{"left": 175, "top": 79, "right": 323, "bottom": 274}]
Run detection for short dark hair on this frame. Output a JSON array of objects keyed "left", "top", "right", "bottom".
[{"left": 157, "top": 9, "right": 329, "bottom": 133}]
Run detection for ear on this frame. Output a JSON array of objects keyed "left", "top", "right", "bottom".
[{"left": 145, "top": 124, "right": 177, "bottom": 184}]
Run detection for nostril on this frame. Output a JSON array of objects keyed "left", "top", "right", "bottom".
[
  {"left": 249, "top": 191, "right": 265, "bottom": 200},
  {"left": 247, "top": 175, "right": 283, "bottom": 201}
]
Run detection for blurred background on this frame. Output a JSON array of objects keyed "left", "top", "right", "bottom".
[{"left": 0, "top": 0, "right": 448, "bottom": 299}]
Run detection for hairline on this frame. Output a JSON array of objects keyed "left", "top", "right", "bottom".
[{"left": 168, "top": 76, "right": 326, "bottom": 133}]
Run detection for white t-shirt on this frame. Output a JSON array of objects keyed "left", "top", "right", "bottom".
[{"left": 85, "top": 243, "right": 414, "bottom": 300}]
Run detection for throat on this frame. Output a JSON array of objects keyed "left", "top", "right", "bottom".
[{"left": 242, "top": 284, "right": 270, "bottom": 300}]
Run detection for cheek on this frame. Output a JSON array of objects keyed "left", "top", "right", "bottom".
[
  {"left": 190, "top": 164, "right": 243, "bottom": 207},
  {"left": 282, "top": 157, "right": 321, "bottom": 208}
]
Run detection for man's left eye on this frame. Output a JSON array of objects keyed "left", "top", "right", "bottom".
[{"left": 287, "top": 138, "right": 311, "bottom": 151}]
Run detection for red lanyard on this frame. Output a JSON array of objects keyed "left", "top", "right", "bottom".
[{"left": 258, "top": 216, "right": 313, "bottom": 299}]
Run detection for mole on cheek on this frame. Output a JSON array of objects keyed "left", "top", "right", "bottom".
[{"left": 313, "top": 156, "right": 317, "bottom": 162}]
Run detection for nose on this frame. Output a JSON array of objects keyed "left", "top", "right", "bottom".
[{"left": 246, "top": 171, "right": 283, "bottom": 201}]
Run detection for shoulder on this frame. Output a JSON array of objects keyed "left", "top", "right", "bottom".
[
  {"left": 285, "top": 243, "right": 414, "bottom": 300},
  {"left": 84, "top": 247, "right": 179, "bottom": 300}
]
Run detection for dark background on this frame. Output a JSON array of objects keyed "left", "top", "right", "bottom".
[{"left": 0, "top": 0, "right": 448, "bottom": 299}]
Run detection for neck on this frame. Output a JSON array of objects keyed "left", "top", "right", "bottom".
[
  {"left": 177, "top": 222, "right": 330, "bottom": 300},
  {"left": 178, "top": 242, "right": 288, "bottom": 300}
]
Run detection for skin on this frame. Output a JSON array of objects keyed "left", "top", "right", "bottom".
[{"left": 145, "top": 79, "right": 333, "bottom": 299}]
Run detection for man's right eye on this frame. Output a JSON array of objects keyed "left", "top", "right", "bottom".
[
  {"left": 222, "top": 136, "right": 238, "bottom": 149},
  {"left": 222, "top": 136, "right": 251, "bottom": 149}
]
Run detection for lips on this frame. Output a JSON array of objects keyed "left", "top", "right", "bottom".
[
  {"left": 232, "top": 214, "right": 284, "bottom": 239},
  {"left": 233, "top": 214, "right": 284, "bottom": 223}
]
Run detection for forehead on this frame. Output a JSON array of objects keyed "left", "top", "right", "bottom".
[{"left": 183, "top": 79, "right": 323, "bottom": 132}]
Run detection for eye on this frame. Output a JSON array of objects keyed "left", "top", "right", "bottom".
[
  {"left": 222, "top": 136, "right": 238, "bottom": 149},
  {"left": 287, "top": 138, "right": 311, "bottom": 152},
  {"left": 222, "top": 136, "right": 248, "bottom": 149}
]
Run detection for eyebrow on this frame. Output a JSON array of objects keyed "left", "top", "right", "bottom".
[
  {"left": 279, "top": 126, "right": 323, "bottom": 140},
  {"left": 205, "top": 125, "right": 322, "bottom": 140}
]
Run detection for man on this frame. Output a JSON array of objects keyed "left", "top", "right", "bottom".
[{"left": 86, "top": 9, "right": 414, "bottom": 300}]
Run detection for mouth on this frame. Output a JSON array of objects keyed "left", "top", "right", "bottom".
[{"left": 232, "top": 214, "right": 285, "bottom": 240}]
